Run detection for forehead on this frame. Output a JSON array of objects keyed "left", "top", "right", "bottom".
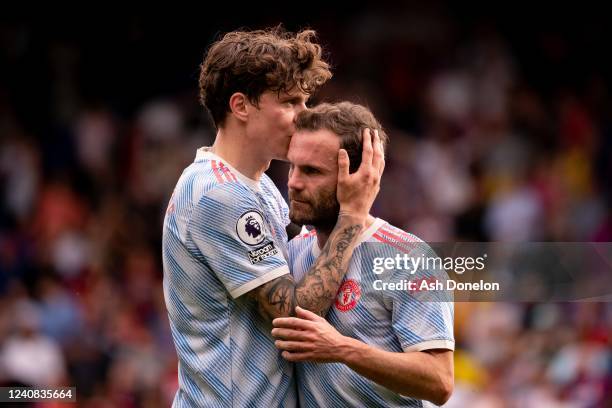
[
  {"left": 261, "top": 88, "right": 309, "bottom": 102},
  {"left": 288, "top": 129, "right": 340, "bottom": 169}
]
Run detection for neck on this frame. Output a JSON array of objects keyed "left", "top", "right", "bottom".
[
  {"left": 211, "top": 125, "right": 271, "bottom": 180},
  {"left": 315, "top": 214, "right": 376, "bottom": 249}
]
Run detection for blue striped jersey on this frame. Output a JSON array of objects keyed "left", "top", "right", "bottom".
[
  {"left": 162, "top": 147, "right": 297, "bottom": 407},
  {"left": 288, "top": 218, "right": 454, "bottom": 408}
]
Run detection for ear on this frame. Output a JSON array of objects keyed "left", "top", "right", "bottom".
[{"left": 229, "top": 92, "right": 249, "bottom": 123}]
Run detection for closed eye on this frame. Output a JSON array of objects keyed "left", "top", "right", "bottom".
[
  {"left": 301, "top": 166, "right": 320, "bottom": 175},
  {"left": 286, "top": 98, "right": 302, "bottom": 106}
]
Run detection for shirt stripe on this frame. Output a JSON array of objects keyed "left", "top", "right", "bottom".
[
  {"left": 163, "top": 147, "right": 296, "bottom": 407},
  {"left": 288, "top": 218, "right": 454, "bottom": 407}
]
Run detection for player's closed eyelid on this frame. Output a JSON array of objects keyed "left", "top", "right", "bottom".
[
  {"left": 287, "top": 98, "right": 307, "bottom": 106},
  {"left": 303, "top": 167, "right": 320, "bottom": 175}
]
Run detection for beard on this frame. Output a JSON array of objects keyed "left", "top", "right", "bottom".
[{"left": 289, "top": 187, "right": 340, "bottom": 228}]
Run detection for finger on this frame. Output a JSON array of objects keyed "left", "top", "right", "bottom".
[
  {"left": 281, "top": 351, "right": 313, "bottom": 362},
  {"left": 357, "top": 128, "right": 374, "bottom": 172},
  {"left": 371, "top": 129, "right": 383, "bottom": 174},
  {"left": 272, "top": 317, "right": 315, "bottom": 331},
  {"left": 295, "top": 306, "right": 325, "bottom": 322},
  {"left": 337, "top": 148, "right": 349, "bottom": 181},
  {"left": 376, "top": 130, "right": 385, "bottom": 176},
  {"left": 275, "top": 340, "right": 312, "bottom": 352},
  {"left": 271, "top": 328, "right": 312, "bottom": 341}
]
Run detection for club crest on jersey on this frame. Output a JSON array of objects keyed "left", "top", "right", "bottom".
[
  {"left": 335, "top": 279, "right": 361, "bottom": 312},
  {"left": 236, "top": 210, "right": 266, "bottom": 246}
]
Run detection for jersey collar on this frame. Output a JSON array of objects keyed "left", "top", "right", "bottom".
[{"left": 195, "top": 147, "right": 261, "bottom": 191}]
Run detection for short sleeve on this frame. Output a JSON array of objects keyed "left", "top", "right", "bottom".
[
  {"left": 386, "top": 245, "right": 455, "bottom": 352},
  {"left": 391, "top": 296, "right": 455, "bottom": 352},
  {"left": 188, "top": 183, "right": 290, "bottom": 298}
]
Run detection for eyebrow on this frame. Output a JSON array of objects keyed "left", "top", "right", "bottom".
[{"left": 298, "top": 161, "right": 332, "bottom": 173}]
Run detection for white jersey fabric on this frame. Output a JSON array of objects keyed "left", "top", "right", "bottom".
[
  {"left": 288, "top": 218, "right": 454, "bottom": 408},
  {"left": 162, "top": 147, "right": 297, "bottom": 407}
]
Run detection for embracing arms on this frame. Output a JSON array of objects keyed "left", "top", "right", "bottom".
[
  {"left": 272, "top": 307, "right": 454, "bottom": 406},
  {"left": 248, "top": 129, "right": 384, "bottom": 319}
]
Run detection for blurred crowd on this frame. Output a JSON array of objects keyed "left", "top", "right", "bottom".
[{"left": 1, "top": 6, "right": 611, "bottom": 407}]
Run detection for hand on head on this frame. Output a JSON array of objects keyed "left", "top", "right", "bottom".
[{"left": 336, "top": 128, "right": 385, "bottom": 222}]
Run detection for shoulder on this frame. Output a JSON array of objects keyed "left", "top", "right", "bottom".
[
  {"left": 186, "top": 159, "right": 254, "bottom": 207},
  {"left": 369, "top": 221, "right": 429, "bottom": 255},
  {"left": 372, "top": 222, "right": 423, "bottom": 244},
  {"left": 177, "top": 158, "right": 247, "bottom": 203}
]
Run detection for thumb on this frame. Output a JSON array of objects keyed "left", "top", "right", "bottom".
[{"left": 296, "top": 306, "right": 324, "bottom": 321}]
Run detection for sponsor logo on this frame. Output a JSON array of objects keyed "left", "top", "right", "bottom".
[
  {"left": 248, "top": 242, "right": 278, "bottom": 264},
  {"left": 335, "top": 279, "right": 361, "bottom": 312},
  {"left": 236, "top": 210, "right": 266, "bottom": 246}
]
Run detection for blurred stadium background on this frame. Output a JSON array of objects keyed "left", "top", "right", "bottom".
[{"left": 1, "top": 4, "right": 611, "bottom": 407}]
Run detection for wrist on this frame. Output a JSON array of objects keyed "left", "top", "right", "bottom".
[
  {"left": 336, "top": 335, "right": 366, "bottom": 365},
  {"left": 337, "top": 211, "right": 367, "bottom": 229}
]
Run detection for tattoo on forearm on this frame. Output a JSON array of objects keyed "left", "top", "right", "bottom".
[
  {"left": 267, "top": 276, "right": 295, "bottom": 315},
  {"left": 296, "top": 217, "right": 363, "bottom": 315},
  {"left": 251, "top": 275, "right": 297, "bottom": 320},
  {"left": 249, "top": 216, "right": 362, "bottom": 320}
]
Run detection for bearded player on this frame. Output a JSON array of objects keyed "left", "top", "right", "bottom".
[
  {"left": 162, "top": 28, "right": 385, "bottom": 407},
  {"left": 273, "top": 102, "right": 454, "bottom": 407}
]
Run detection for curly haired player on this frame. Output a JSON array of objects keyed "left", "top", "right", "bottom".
[{"left": 162, "top": 28, "right": 384, "bottom": 407}]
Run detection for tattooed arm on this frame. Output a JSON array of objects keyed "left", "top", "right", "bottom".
[
  {"left": 249, "top": 214, "right": 363, "bottom": 319},
  {"left": 248, "top": 129, "right": 384, "bottom": 320}
]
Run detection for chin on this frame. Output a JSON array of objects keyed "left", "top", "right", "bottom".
[
  {"left": 276, "top": 152, "right": 289, "bottom": 161},
  {"left": 289, "top": 212, "right": 312, "bottom": 226},
  {"left": 272, "top": 147, "right": 290, "bottom": 161}
]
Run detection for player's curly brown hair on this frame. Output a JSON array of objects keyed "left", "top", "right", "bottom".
[
  {"left": 295, "top": 102, "right": 388, "bottom": 173},
  {"left": 199, "top": 26, "right": 332, "bottom": 128}
]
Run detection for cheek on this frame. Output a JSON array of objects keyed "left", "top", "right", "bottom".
[
  {"left": 325, "top": 184, "right": 338, "bottom": 202},
  {"left": 316, "top": 179, "right": 338, "bottom": 201},
  {"left": 247, "top": 112, "right": 265, "bottom": 133},
  {"left": 324, "top": 176, "right": 338, "bottom": 192},
  {"left": 276, "top": 109, "right": 296, "bottom": 129}
]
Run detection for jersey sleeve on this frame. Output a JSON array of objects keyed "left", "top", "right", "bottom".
[
  {"left": 188, "top": 183, "right": 290, "bottom": 298},
  {"left": 386, "top": 245, "right": 455, "bottom": 352}
]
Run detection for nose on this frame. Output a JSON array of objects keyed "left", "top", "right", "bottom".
[
  {"left": 295, "top": 102, "right": 307, "bottom": 114},
  {"left": 287, "top": 167, "right": 304, "bottom": 191}
]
